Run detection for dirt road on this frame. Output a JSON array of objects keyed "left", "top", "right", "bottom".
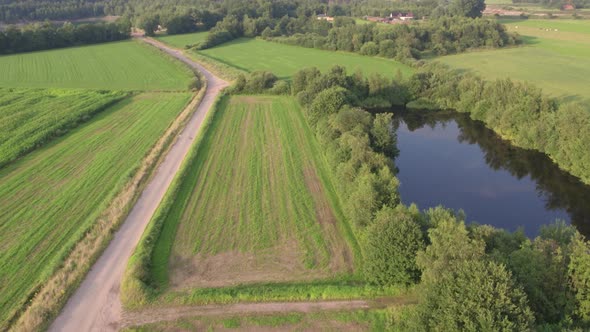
[{"left": 48, "top": 38, "right": 228, "bottom": 332}]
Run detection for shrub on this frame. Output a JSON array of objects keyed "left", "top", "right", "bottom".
[{"left": 363, "top": 206, "right": 425, "bottom": 286}]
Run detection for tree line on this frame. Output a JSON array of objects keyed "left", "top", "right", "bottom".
[
  {"left": 0, "top": 19, "right": 131, "bottom": 54},
  {"left": 229, "top": 66, "right": 590, "bottom": 330},
  {"left": 409, "top": 63, "right": 590, "bottom": 187}
]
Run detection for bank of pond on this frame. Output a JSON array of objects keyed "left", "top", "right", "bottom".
[{"left": 390, "top": 109, "right": 590, "bottom": 238}]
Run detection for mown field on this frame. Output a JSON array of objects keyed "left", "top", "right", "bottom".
[
  {"left": 124, "top": 309, "right": 392, "bottom": 331},
  {"left": 0, "top": 92, "right": 192, "bottom": 327},
  {"left": 196, "top": 38, "right": 413, "bottom": 79},
  {"left": 148, "top": 95, "right": 357, "bottom": 292},
  {"left": 437, "top": 19, "right": 590, "bottom": 105},
  {"left": 0, "top": 40, "right": 193, "bottom": 90},
  {"left": 0, "top": 88, "right": 127, "bottom": 167},
  {"left": 155, "top": 31, "right": 208, "bottom": 49}
]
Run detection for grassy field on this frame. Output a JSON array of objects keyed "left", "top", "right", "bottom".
[
  {"left": 437, "top": 19, "right": 590, "bottom": 105},
  {"left": 0, "top": 92, "right": 192, "bottom": 328},
  {"left": 124, "top": 309, "right": 392, "bottom": 331},
  {"left": 0, "top": 40, "right": 193, "bottom": 90},
  {"left": 147, "top": 95, "right": 357, "bottom": 293},
  {"left": 0, "top": 88, "right": 127, "bottom": 167},
  {"left": 155, "top": 31, "right": 208, "bottom": 49},
  {"left": 196, "top": 38, "right": 413, "bottom": 79}
]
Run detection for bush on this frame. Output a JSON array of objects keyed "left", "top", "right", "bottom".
[
  {"left": 308, "top": 86, "right": 349, "bottom": 125},
  {"left": 269, "top": 80, "right": 291, "bottom": 95},
  {"left": 363, "top": 206, "right": 425, "bottom": 286},
  {"left": 360, "top": 41, "right": 379, "bottom": 56},
  {"left": 197, "top": 29, "right": 234, "bottom": 50},
  {"left": 187, "top": 77, "right": 201, "bottom": 91}
]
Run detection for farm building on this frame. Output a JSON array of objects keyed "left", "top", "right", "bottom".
[{"left": 317, "top": 14, "right": 334, "bottom": 21}]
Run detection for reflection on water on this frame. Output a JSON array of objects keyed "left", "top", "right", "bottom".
[{"left": 393, "top": 110, "right": 590, "bottom": 237}]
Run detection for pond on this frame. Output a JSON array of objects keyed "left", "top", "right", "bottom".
[{"left": 393, "top": 110, "right": 590, "bottom": 237}]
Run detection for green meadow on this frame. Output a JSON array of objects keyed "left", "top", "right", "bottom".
[
  {"left": 0, "top": 92, "right": 191, "bottom": 328},
  {"left": 437, "top": 19, "right": 590, "bottom": 105},
  {"left": 0, "top": 40, "right": 193, "bottom": 90},
  {"left": 196, "top": 38, "right": 413, "bottom": 79},
  {"left": 0, "top": 88, "right": 127, "bottom": 167},
  {"left": 147, "top": 95, "right": 357, "bottom": 292}
]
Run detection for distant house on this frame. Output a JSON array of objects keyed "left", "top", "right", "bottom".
[
  {"left": 317, "top": 14, "right": 335, "bottom": 21},
  {"left": 389, "top": 12, "right": 414, "bottom": 21},
  {"left": 563, "top": 3, "right": 575, "bottom": 10},
  {"left": 365, "top": 16, "right": 388, "bottom": 23}
]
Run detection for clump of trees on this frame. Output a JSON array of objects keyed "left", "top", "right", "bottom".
[
  {"left": 0, "top": 20, "right": 130, "bottom": 54},
  {"left": 266, "top": 16, "right": 518, "bottom": 60}
]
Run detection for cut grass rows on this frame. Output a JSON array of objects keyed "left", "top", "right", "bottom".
[
  {"left": 0, "top": 88, "right": 128, "bottom": 168},
  {"left": 0, "top": 40, "right": 194, "bottom": 90},
  {"left": 148, "top": 95, "right": 357, "bottom": 293},
  {"left": 0, "top": 92, "right": 192, "bottom": 328}
]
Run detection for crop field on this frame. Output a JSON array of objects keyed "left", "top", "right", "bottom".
[
  {"left": 436, "top": 19, "right": 590, "bottom": 105},
  {"left": 0, "top": 41, "right": 193, "bottom": 90},
  {"left": 196, "top": 38, "right": 413, "bottom": 79},
  {"left": 149, "top": 95, "right": 356, "bottom": 292},
  {"left": 0, "top": 92, "right": 191, "bottom": 326},
  {"left": 155, "top": 31, "right": 208, "bottom": 49},
  {"left": 0, "top": 88, "right": 127, "bottom": 167}
]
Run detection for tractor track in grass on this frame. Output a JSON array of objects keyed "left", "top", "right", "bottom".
[{"left": 48, "top": 37, "right": 228, "bottom": 332}]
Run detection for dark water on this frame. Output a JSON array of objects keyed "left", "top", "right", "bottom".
[{"left": 393, "top": 111, "right": 590, "bottom": 237}]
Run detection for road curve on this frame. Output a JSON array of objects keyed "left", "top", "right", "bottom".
[{"left": 49, "top": 38, "right": 228, "bottom": 332}]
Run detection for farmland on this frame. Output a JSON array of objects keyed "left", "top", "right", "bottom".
[
  {"left": 0, "top": 88, "right": 127, "bottom": 167},
  {"left": 436, "top": 19, "right": 590, "bottom": 105},
  {"left": 155, "top": 31, "right": 208, "bottom": 49},
  {"left": 0, "top": 92, "right": 192, "bottom": 328},
  {"left": 123, "top": 309, "right": 393, "bottom": 331},
  {"left": 0, "top": 40, "right": 193, "bottom": 90},
  {"left": 195, "top": 38, "right": 413, "bottom": 79},
  {"left": 145, "top": 95, "right": 357, "bottom": 293}
]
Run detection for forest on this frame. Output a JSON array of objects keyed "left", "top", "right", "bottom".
[{"left": 0, "top": 20, "right": 130, "bottom": 54}]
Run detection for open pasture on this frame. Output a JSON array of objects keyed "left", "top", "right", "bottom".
[
  {"left": 0, "top": 88, "right": 127, "bottom": 167},
  {"left": 155, "top": 31, "right": 208, "bottom": 49},
  {"left": 436, "top": 19, "right": 590, "bottom": 105},
  {"left": 0, "top": 92, "right": 191, "bottom": 327},
  {"left": 150, "top": 95, "right": 356, "bottom": 291},
  {"left": 0, "top": 41, "right": 193, "bottom": 90},
  {"left": 196, "top": 38, "right": 413, "bottom": 79}
]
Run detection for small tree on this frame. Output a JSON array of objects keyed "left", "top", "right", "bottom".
[
  {"left": 569, "top": 233, "right": 590, "bottom": 324},
  {"left": 363, "top": 206, "right": 425, "bottom": 286}
]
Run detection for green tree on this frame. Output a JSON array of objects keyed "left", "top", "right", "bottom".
[
  {"left": 569, "top": 233, "right": 590, "bottom": 324},
  {"left": 363, "top": 206, "right": 425, "bottom": 286},
  {"left": 415, "top": 259, "right": 535, "bottom": 331},
  {"left": 449, "top": 0, "right": 486, "bottom": 18}
]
